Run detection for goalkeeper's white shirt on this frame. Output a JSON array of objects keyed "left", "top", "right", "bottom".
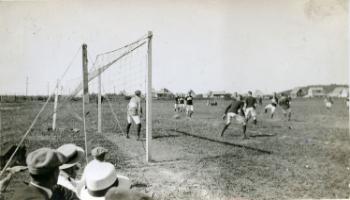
[{"left": 127, "top": 96, "right": 142, "bottom": 116}]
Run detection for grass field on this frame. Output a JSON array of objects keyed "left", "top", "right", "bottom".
[{"left": 1, "top": 98, "right": 349, "bottom": 200}]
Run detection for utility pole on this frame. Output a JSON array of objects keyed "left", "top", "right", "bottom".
[
  {"left": 26, "top": 76, "right": 29, "bottom": 96},
  {"left": 47, "top": 82, "right": 50, "bottom": 96}
]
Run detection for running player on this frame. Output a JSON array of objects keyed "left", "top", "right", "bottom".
[
  {"left": 245, "top": 91, "right": 257, "bottom": 125},
  {"left": 221, "top": 95, "right": 248, "bottom": 139},
  {"left": 279, "top": 93, "right": 292, "bottom": 121},
  {"left": 179, "top": 95, "right": 185, "bottom": 112},
  {"left": 324, "top": 96, "right": 333, "bottom": 109},
  {"left": 126, "top": 90, "right": 143, "bottom": 140},
  {"left": 264, "top": 93, "right": 279, "bottom": 118},
  {"left": 174, "top": 95, "right": 180, "bottom": 112},
  {"left": 185, "top": 92, "right": 194, "bottom": 118}
]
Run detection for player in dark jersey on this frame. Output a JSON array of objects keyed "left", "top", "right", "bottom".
[
  {"left": 185, "top": 92, "right": 194, "bottom": 117},
  {"left": 264, "top": 92, "right": 279, "bottom": 118},
  {"left": 174, "top": 95, "right": 180, "bottom": 112},
  {"left": 221, "top": 95, "right": 248, "bottom": 139},
  {"left": 179, "top": 95, "right": 185, "bottom": 112},
  {"left": 279, "top": 93, "right": 291, "bottom": 121},
  {"left": 245, "top": 91, "right": 257, "bottom": 125}
]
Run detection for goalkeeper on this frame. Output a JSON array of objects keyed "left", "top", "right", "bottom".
[{"left": 126, "top": 90, "right": 143, "bottom": 140}]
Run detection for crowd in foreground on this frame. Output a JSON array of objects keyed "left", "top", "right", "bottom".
[{"left": 1, "top": 144, "right": 153, "bottom": 200}]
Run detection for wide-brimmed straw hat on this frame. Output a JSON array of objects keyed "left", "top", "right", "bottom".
[{"left": 57, "top": 144, "right": 85, "bottom": 170}]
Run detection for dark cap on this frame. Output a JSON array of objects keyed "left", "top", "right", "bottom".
[
  {"left": 91, "top": 147, "right": 108, "bottom": 158},
  {"left": 26, "top": 148, "right": 67, "bottom": 175}
]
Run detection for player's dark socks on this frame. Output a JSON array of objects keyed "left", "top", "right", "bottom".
[
  {"left": 221, "top": 124, "right": 229, "bottom": 137},
  {"left": 253, "top": 119, "right": 257, "bottom": 125},
  {"left": 271, "top": 114, "right": 274, "bottom": 119},
  {"left": 126, "top": 123, "right": 131, "bottom": 138},
  {"left": 137, "top": 124, "right": 141, "bottom": 138},
  {"left": 264, "top": 109, "right": 267, "bottom": 113},
  {"left": 242, "top": 125, "right": 248, "bottom": 139}
]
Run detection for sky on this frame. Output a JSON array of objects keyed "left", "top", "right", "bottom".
[{"left": 0, "top": 0, "right": 348, "bottom": 95}]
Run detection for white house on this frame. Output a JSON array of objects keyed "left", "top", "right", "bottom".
[
  {"left": 328, "top": 87, "right": 349, "bottom": 98},
  {"left": 305, "top": 87, "right": 325, "bottom": 97}
]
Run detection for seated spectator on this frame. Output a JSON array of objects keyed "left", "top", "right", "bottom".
[
  {"left": 79, "top": 162, "right": 131, "bottom": 200},
  {"left": 105, "top": 188, "right": 154, "bottom": 200},
  {"left": 56, "top": 144, "right": 85, "bottom": 195},
  {"left": 10, "top": 148, "right": 67, "bottom": 200}
]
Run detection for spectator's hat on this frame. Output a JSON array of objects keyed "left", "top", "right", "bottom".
[
  {"left": 26, "top": 148, "right": 67, "bottom": 175},
  {"left": 105, "top": 189, "right": 153, "bottom": 200},
  {"left": 57, "top": 144, "right": 85, "bottom": 170},
  {"left": 91, "top": 147, "right": 108, "bottom": 158},
  {"left": 80, "top": 162, "right": 131, "bottom": 199}
]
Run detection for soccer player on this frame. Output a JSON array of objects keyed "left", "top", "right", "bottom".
[
  {"left": 179, "top": 95, "right": 185, "bottom": 112},
  {"left": 185, "top": 92, "right": 194, "bottom": 117},
  {"left": 324, "top": 96, "right": 333, "bottom": 109},
  {"left": 245, "top": 91, "right": 257, "bottom": 125},
  {"left": 264, "top": 92, "right": 279, "bottom": 118},
  {"left": 221, "top": 95, "right": 248, "bottom": 139},
  {"left": 126, "top": 90, "right": 143, "bottom": 140},
  {"left": 279, "top": 93, "right": 292, "bottom": 121},
  {"left": 174, "top": 95, "right": 180, "bottom": 112}
]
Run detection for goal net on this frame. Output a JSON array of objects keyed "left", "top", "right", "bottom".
[{"left": 52, "top": 32, "right": 153, "bottom": 161}]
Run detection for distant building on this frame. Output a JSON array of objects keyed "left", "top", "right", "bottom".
[
  {"left": 305, "top": 87, "right": 325, "bottom": 98},
  {"left": 328, "top": 87, "right": 349, "bottom": 98},
  {"left": 154, "top": 88, "right": 174, "bottom": 98},
  {"left": 210, "top": 91, "right": 227, "bottom": 98}
]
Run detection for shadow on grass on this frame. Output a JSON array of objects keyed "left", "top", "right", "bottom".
[
  {"left": 153, "top": 134, "right": 181, "bottom": 139},
  {"left": 169, "top": 129, "right": 272, "bottom": 154},
  {"left": 249, "top": 134, "right": 276, "bottom": 138}
]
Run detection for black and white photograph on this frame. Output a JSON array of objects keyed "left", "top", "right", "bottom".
[{"left": 0, "top": 0, "right": 348, "bottom": 199}]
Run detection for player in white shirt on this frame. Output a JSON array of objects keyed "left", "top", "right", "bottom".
[{"left": 126, "top": 90, "right": 143, "bottom": 140}]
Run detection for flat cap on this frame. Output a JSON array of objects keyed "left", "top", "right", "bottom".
[
  {"left": 91, "top": 147, "right": 108, "bottom": 158},
  {"left": 26, "top": 148, "right": 67, "bottom": 175}
]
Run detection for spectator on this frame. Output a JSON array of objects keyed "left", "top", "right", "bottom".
[
  {"left": 10, "top": 148, "right": 67, "bottom": 200},
  {"left": 79, "top": 162, "right": 131, "bottom": 200},
  {"left": 56, "top": 144, "right": 85, "bottom": 195},
  {"left": 105, "top": 188, "right": 153, "bottom": 200}
]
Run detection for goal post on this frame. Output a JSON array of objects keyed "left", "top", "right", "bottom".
[
  {"left": 146, "top": 31, "right": 153, "bottom": 162},
  {"left": 66, "top": 32, "right": 153, "bottom": 162}
]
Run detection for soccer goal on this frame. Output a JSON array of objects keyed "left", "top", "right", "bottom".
[{"left": 54, "top": 32, "right": 153, "bottom": 162}]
